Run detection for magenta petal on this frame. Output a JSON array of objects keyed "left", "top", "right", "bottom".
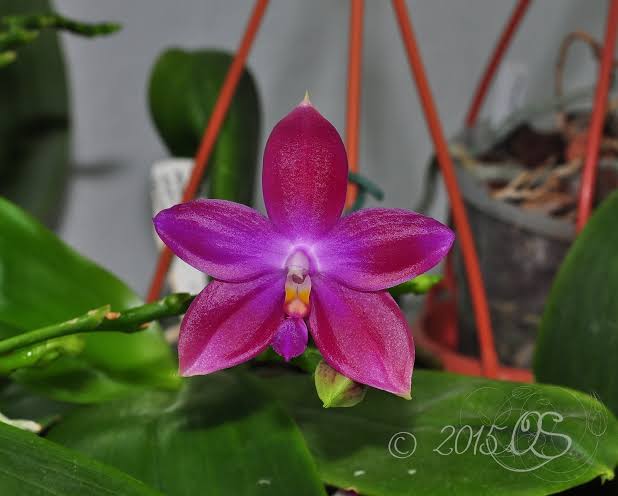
[
  {"left": 154, "top": 199, "right": 289, "bottom": 282},
  {"left": 178, "top": 273, "right": 285, "bottom": 376},
  {"left": 309, "top": 275, "right": 414, "bottom": 396},
  {"left": 262, "top": 102, "right": 348, "bottom": 240},
  {"left": 271, "top": 318, "right": 308, "bottom": 361},
  {"left": 315, "top": 208, "right": 455, "bottom": 291}
]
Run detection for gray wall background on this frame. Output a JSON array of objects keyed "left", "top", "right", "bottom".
[{"left": 53, "top": 0, "right": 610, "bottom": 296}]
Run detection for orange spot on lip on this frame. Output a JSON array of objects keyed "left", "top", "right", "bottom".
[
  {"left": 284, "top": 272, "right": 312, "bottom": 318},
  {"left": 298, "top": 288, "right": 310, "bottom": 306}
]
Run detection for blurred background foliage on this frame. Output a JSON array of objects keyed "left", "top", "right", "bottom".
[
  {"left": 149, "top": 48, "right": 261, "bottom": 206},
  {"left": 0, "top": 0, "right": 69, "bottom": 228}
]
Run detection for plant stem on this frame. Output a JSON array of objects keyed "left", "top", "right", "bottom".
[
  {"left": 0, "top": 271, "right": 437, "bottom": 365},
  {"left": 0, "top": 29, "right": 37, "bottom": 51},
  {"left": 0, "top": 293, "right": 195, "bottom": 357},
  {"left": 0, "top": 336, "right": 84, "bottom": 375},
  {"left": 0, "top": 306, "right": 109, "bottom": 356},
  {"left": 97, "top": 293, "right": 195, "bottom": 331},
  {"left": 0, "top": 270, "right": 438, "bottom": 361},
  {"left": 348, "top": 171, "right": 385, "bottom": 211},
  {"left": 1, "top": 14, "right": 121, "bottom": 38},
  {"left": 0, "top": 13, "right": 121, "bottom": 66}
]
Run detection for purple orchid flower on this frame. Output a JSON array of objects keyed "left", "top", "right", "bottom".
[{"left": 154, "top": 98, "right": 454, "bottom": 396}]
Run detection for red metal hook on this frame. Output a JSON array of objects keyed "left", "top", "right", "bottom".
[
  {"left": 391, "top": 0, "right": 499, "bottom": 378},
  {"left": 576, "top": 0, "right": 618, "bottom": 231},
  {"left": 345, "top": 0, "right": 364, "bottom": 208},
  {"left": 465, "top": 0, "right": 532, "bottom": 128},
  {"left": 147, "top": 0, "right": 270, "bottom": 302}
]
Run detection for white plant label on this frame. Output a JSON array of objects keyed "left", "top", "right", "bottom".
[{"left": 150, "top": 158, "right": 207, "bottom": 295}]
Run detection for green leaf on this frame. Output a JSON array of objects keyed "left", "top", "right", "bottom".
[
  {"left": 0, "top": 0, "right": 69, "bottom": 227},
  {"left": 148, "top": 48, "right": 261, "bottom": 205},
  {"left": 0, "top": 421, "right": 162, "bottom": 495},
  {"left": 534, "top": 191, "right": 618, "bottom": 416},
  {"left": 261, "top": 371, "right": 618, "bottom": 495},
  {"left": 0, "top": 380, "right": 73, "bottom": 429},
  {"left": 0, "top": 197, "right": 179, "bottom": 403},
  {"left": 388, "top": 274, "right": 443, "bottom": 297},
  {"left": 48, "top": 373, "right": 326, "bottom": 496}
]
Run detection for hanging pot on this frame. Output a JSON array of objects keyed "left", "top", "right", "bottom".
[{"left": 448, "top": 32, "right": 618, "bottom": 368}]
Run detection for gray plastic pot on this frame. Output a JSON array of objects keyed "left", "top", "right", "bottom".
[
  {"left": 453, "top": 156, "right": 574, "bottom": 368},
  {"left": 450, "top": 112, "right": 616, "bottom": 367}
]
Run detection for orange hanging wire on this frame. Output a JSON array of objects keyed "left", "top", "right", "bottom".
[
  {"left": 345, "top": 0, "right": 364, "bottom": 208},
  {"left": 146, "top": 0, "right": 269, "bottom": 302},
  {"left": 465, "top": 0, "right": 531, "bottom": 128},
  {"left": 576, "top": 0, "right": 618, "bottom": 232},
  {"left": 391, "top": 0, "right": 499, "bottom": 378}
]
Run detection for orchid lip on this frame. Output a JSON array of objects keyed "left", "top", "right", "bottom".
[{"left": 284, "top": 249, "right": 313, "bottom": 318}]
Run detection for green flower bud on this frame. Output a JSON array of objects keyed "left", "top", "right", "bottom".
[{"left": 314, "top": 360, "right": 366, "bottom": 408}]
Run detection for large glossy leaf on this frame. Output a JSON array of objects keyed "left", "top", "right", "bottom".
[
  {"left": 149, "top": 48, "right": 261, "bottom": 204},
  {"left": 534, "top": 191, "right": 618, "bottom": 416},
  {"left": 0, "top": 421, "right": 162, "bottom": 495},
  {"left": 262, "top": 371, "right": 618, "bottom": 496},
  {"left": 0, "top": 381, "right": 73, "bottom": 428},
  {"left": 0, "top": 0, "right": 69, "bottom": 228},
  {"left": 0, "top": 197, "right": 179, "bottom": 402},
  {"left": 48, "top": 373, "right": 326, "bottom": 496}
]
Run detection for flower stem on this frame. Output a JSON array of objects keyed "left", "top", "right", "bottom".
[
  {"left": 0, "top": 306, "right": 109, "bottom": 356},
  {"left": 2, "top": 14, "right": 121, "bottom": 37},
  {"left": 347, "top": 171, "right": 385, "bottom": 211},
  {"left": 0, "top": 293, "right": 195, "bottom": 357},
  {"left": 0, "top": 13, "right": 120, "bottom": 66},
  {"left": 0, "top": 272, "right": 436, "bottom": 368},
  {"left": 0, "top": 336, "right": 84, "bottom": 375}
]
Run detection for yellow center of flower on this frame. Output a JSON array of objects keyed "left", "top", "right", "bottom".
[{"left": 284, "top": 251, "right": 312, "bottom": 318}]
